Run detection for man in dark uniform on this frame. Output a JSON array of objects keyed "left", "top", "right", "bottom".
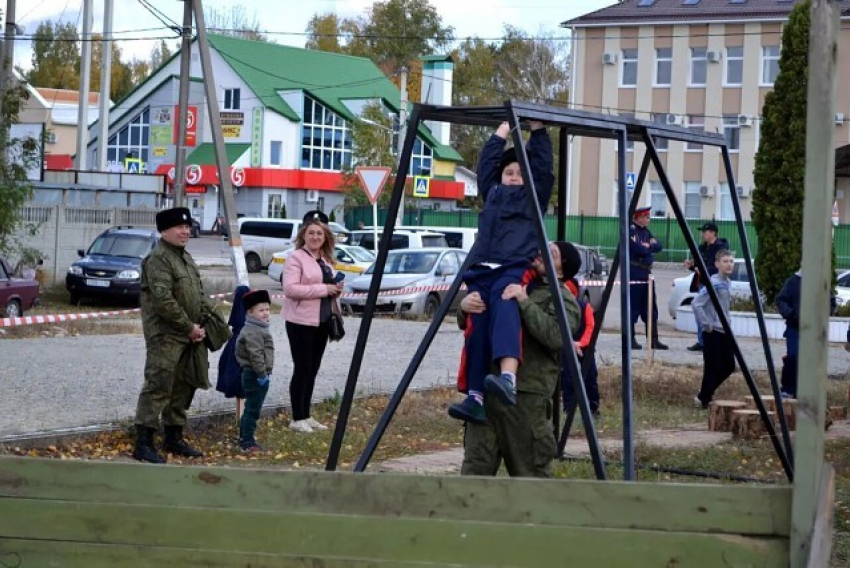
[
  {"left": 133, "top": 207, "right": 216, "bottom": 463},
  {"left": 684, "top": 222, "right": 729, "bottom": 351},
  {"left": 629, "top": 206, "right": 668, "bottom": 350}
]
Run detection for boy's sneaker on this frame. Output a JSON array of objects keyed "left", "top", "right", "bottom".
[
  {"left": 239, "top": 441, "right": 264, "bottom": 453},
  {"left": 305, "top": 417, "right": 328, "bottom": 431},
  {"left": 780, "top": 391, "right": 795, "bottom": 400},
  {"left": 289, "top": 419, "right": 314, "bottom": 433},
  {"left": 694, "top": 396, "right": 707, "bottom": 409},
  {"left": 484, "top": 373, "right": 517, "bottom": 406},
  {"left": 448, "top": 396, "right": 487, "bottom": 424}
]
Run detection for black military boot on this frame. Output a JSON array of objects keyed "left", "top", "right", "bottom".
[
  {"left": 631, "top": 334, "right": 642, "bottom": 350},
  {"left": 650, "top": 328, "right": 669, "bottom": 350},
  {"left": 163, "top": 425, "right": 204, "bottom": 458},
  {"left": 133, "top": 426, "right": 166, "bottom": 464}
]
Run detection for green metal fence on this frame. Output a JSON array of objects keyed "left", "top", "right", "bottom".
[{"left": 345, "top": 206, "right": 850, "bottom": 268}]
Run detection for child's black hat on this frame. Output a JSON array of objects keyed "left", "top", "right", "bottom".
[
  {"left": 554, "top": 241, "right": 583, "bottom": 281},
  {"left": 498, "top": 147, "right": 518, "bottom": 178},
  {"left": 243, "top": 289, "right": 271, "bottom": 312}
]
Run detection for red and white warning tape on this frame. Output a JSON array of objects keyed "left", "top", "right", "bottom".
[{"left": 1, "top": 292, "right": 234, "bottom": 329}]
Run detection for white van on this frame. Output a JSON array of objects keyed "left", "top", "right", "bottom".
[
  {"left": 238, "top": 217, "right": 351, "bottom": 273},
  {"left": 398, "top": 226, "right": 477, "bottom": 252},
  {"left": 348, "top": 229, "right": 447, "bottom": 252}
]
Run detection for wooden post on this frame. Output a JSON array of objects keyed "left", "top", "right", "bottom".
[{"left": 791, "top": 0, "right": 840, "bottom": 564}]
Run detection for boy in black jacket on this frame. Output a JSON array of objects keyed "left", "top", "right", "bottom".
[{"left": 448, "top": 121, "right": 554, "bottom": 424}]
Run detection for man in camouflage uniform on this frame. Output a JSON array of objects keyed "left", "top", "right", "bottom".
[
  {"left": 459, "top": 243, "right": 580, "bottom": 478},
  {"left": 133, "top": 207, "right": 215, "bottom": 463}
]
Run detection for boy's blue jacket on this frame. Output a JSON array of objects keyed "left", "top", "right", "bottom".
[
  {"left": 471, "top": 129, "right": 554, "bottom": 266},
  {"left": 216, "top": 285, "right": 250, "bottom": 399}
]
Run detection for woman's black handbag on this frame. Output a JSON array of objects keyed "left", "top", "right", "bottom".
[{"left": 328, "top": 301, "right": 345, "bottom": 341}]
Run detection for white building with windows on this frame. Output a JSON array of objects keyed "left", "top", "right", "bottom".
[
  {"left": 563, "top": 0, "right": 850, "bottom": 221},
  {"left": 85, "top": 35, "right": 464, "bottom": 231}
]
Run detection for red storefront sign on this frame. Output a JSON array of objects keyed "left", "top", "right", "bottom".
[{"left": 173, "top": 106, "right": 198, "bottom": 147}]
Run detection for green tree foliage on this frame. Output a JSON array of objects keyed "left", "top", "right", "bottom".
[
  {"left": 752, "top": 0, "right": 810, "bottom": 303},
  {"left": 90, "top": 35, "right": 135, "bottom": 101},
  {"left": 149, "top": 40, "right": 174, "bottom": 71},
  {"left": 26, "top": 21, "right": 81, "bottom": 89},
  {"left": 340, "top": 102, "right": 399, "bottom": 208},
  {"left": 305, "top": 13, "right": 345, "bottom": 53}
]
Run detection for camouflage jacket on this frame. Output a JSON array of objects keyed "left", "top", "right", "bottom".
[
  {"left": 458, "top": 277, "right": 580, "bottom": 397},
  {"left": 141, "top": 240, "right": 214, "bottom": 341}
]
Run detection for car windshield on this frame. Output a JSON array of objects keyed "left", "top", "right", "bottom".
[
  {"left": 343, "top": 247, "right": 375, "bottom": 263},
  {"left": 365, "top": 251, "right": 440, "bottom": 275},
  {"left": 88, "top": 235, "right": 152, "bottom": 258}
]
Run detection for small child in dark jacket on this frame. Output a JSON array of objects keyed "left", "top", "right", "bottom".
[
  {"left": 235, "top": 289, "right": 274, "bottom": 452},
  {"left": 448, "top": 120, "right": 554, "bottom": 425}
]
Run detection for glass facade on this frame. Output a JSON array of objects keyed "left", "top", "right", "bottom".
[
  {"left": 411, "top": 137, "right": 433, "bottom": 176},
  {"left": 106, "top": 107, "right": 150, "bottom": 171},
  {"left": 301, "top": 96, "right": 353, "bottom": 171}
]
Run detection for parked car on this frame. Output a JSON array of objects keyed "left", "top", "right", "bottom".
[
  {"left": 341, "top": 247, "right": 467, "bottom": 319},
  {"left": 396, "top": 226, "right": 478, "bottom": 251},
  {"left": 239, "top": 217, "right": 351, "bottom": 273},
  {"left": 190, "top": 217, "right": 201, "bottom": 238},
  {"left": 835, "top": 270, "right": 850, "bottom": 308},
  {"left": 0, "top": 256, "right": 40, "bottom": 317},
  {"left": 667, "top": 259, "right": 753, "bottom": 318},
  {"left": 348, "top": 229, "right": 447, "bottom": 252},
  {"left": 571, "top": 244, "right": 609, "bottom": 311},
  {"left": 268, "top": 244, "right": 375, "bottom": 284},
  {"left": 66, "top": 227, "right": 159, "bottom": 305}
]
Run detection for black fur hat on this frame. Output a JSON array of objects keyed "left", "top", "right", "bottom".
[
  {"left": 156, "top": 207, "right": 192, "bottom": 232},
  {"left": 302, "top": 210, "right": 329, "bottom": 225},
  {"left": 243, "top": 289, "right": 271, "bottom": 312},
  {"left": 498, "top": 147, "right": 518, "bottom": 178},
  {"left": 555, "top": 241, "right": 583, "bottom": 281}
]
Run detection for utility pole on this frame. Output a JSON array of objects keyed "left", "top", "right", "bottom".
[
  {"left": 0, "top": 0, "right": 17, "bottom": 163},
  {"left": 396, "top": 66, "right": 407, "bottom": 225},
  {"left": 191, "top": 0, "right": 249, "bottom": 286},
  {"left": 96, "top": 0, "right": 113, "bottom": 172},
  {"left": 74, "top": 0, "right": 93, "bottom": 170},
  {"left": 173, "top": 0, "right": 193, "bottom": 207}
]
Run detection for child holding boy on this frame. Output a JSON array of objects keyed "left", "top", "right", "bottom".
[
  {"left": 448, "top": 120, "right": 554, "bottom": 424},
  {"left": 235, "top": 289, "right": 274, "bottom": 452},
  {"left": 691, "top": 250, "right": 736, "bottom": 408}
]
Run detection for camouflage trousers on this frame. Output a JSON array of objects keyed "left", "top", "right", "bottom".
[
  {"left": 134, "top": 336, "right": 201, "bottom": 428},
  {"left": 461, "top": 391, "right": 557, "bottom": 478}
]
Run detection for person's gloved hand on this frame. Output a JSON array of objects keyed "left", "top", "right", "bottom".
[{"left": 257, "top": 375, "right": 270, "bottom": 387}]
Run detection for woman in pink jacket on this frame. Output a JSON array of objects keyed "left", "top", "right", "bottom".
[{"left": 282, "top": 211, "right": 343, "bottom": 433}]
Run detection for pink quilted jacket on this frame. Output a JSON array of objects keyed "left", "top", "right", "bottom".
[{"left": 282, "top": 248, "right": 337, "bottom": 326}]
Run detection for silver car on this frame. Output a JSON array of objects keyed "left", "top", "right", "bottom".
[{"left": 341, "top": 247, "right": 467, "bottom": 319}]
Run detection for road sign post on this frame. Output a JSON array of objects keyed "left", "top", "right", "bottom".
[
  {"left": 355, "top": 166, "right": 392, "bottom": 253},
  {"left": 413, "top": 175, "right": 430, "bottom": 198}
]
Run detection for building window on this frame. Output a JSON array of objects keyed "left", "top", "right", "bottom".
[
  {"left": 411, "top": 137, "right": 433, "bottom": 176},
  {"left": 654, "top": 47, "right": 672, "bottom": 86},
  {"left": 718, "top": 183, "right": 734, "bottom": 220},
  {"left": 690, "top": 47, "right": 707, "bottom": 86},
  {"left": 684, "top": 182, "right": 702, "bottom": 219},
  {"left": 723, "top": 115, "right": 741, "bottom": 152},
  {"left": 301, "top": 95, "right": 352, "bottom": 171},
  {"left": 686, "top": 115, "right": 704, "bottom": 151},
  {"left": 621, "top": 48, "right": 638, "bottom": 87},
  {"left": 649, "top": 181, "right": 666, "bottom": 217},
  {"left": 725, "top": 46, "right": 743, "bottom": 86},
  {"left": 651, "top": 114, "right": 669, "bottom": 151},
  {"left": 270, "top": 141, "right": 282, "bottom": 166},
  {"left": 224, "top": 88, "right": 241, "bottom": 110},
  {"left": 267, "top": 193, "right": 284, "bottom": 218},
  {"left": 762, "top": 45, "right": 780, "bottom": 85},
  {"left": 106, "top": 107, "right": 150, "bottom": 172},
  {"left": 620, "top": 112, "right": 635, "bottom": 152}
]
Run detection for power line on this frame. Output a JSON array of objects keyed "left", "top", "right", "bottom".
[{"left": 136, "top": 0, "right": 182, "bottom": 36}]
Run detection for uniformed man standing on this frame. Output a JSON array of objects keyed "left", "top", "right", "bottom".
[
  {"left": 628, "top": 206, "right": 668, "bottom": 350},
  {"left": 133, "top": 207, "right": 215, "bottom": 463}
]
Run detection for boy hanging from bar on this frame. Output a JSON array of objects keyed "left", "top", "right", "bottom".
[{"left": 448, "top": 120, "right": 554, "bottom": 424}]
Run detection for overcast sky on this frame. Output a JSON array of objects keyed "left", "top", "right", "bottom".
[{"left": 14, "top": 0, "right": 612, "bottom": 71}]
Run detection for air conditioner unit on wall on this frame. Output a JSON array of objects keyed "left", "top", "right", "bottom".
[
  {"left": 737, "top": 185, "right": 750, "bottom": 198},
  {"left": 602, "top": 53, "right": 617, "bottom": 65},
  {"left": 699, "top": 185, "right": 714, "bottom": 198},
  {"left": 707, "top": 51, "right": 721, "bottom": 63},
  {"left": 45, "top": 132, "right": 57, "bottom": 144},
  {"left": 738, "top": 115, "right": 753, "bottom": 127},
  {"left": 665, "top": 114, "right": 684, "bottom": 126},
  {"left": 305, "top": 190, "right": 319, "bottom": 203}
]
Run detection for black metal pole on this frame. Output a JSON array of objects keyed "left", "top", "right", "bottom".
[
  {"left": 325, "top": 106, "right": 422, "bottom": 471},
  {"left": 354, "top": 252, "right": 475, "bottom": 472},
  {"left": 643, "top": 132, "right": 792, "bottom": 480},
  {"left": 557, "top": 127, "right": 568, "bottom": 242},
  {"left": 720, "top": 146, "right": 794, "bottom": 464},
  {"left": 506, "top": 103, "right": 607, "bottom": 480}
]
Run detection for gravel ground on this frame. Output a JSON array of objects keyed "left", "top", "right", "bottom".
[{"left": 1, "top": 317, "right": 848, "bottom": 438}]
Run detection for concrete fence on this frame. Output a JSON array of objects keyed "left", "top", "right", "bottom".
[{"left": 18, "top": 204, "right": 159, "bottom": 284}]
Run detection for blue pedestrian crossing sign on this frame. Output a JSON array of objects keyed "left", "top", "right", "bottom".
[
  {"left": 413, "top": 175, "right": 430, "bottom": 198},
  {"left": 625, "top": 172, "right": 636, "bottom": 192}
]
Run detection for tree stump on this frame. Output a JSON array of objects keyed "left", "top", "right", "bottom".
[
  {"left": 780, "top": 398, "right": 797, "bottom": 431},
  {"left": 744, "top": 395, "right": 778, "bottom": 412},
  {"left": 708, "top": 401, "right": 747, "bottom": 432},
  {"left": 731, "top": 409, "right": 775, "bottom": 440},
  {"left": 829, "top": 406, "right": 848, "bottom": 422}
]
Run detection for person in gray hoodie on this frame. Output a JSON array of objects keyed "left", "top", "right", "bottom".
[
  {"left": 235, "top": 289, "right": 274, "bottom": 452},
  {"left": 691, "top": 249, "right": 735, "bottom": 408}
]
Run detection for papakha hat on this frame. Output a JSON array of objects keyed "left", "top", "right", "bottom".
[
  {"left": 302, "top": 210, "right": 329, "bottom": 225},
  {"left": 243, "top": 289, "right": 271, "bottom": 312},
  {"left": 156, "top": 207, "right": 192, "bottom": 232}
]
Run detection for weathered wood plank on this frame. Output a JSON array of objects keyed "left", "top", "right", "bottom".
[
  {"left": 0, "top": 456, "right": 792, "bottom": 537},
  {"left": 0, "top": 540, "right": 442, "bottom": 567},
  {"left": 807, "top": 464, "right": 836, "bottom": 568},
  {"left": 0, "top": 499, "right": 789, "bottom": 567}
]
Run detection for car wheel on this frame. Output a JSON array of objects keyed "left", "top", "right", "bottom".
[
  {"left": 424, "top": 294, "right": 441, "bottom": 319},
  {"left": 69, "top": 293, "right": 80, "bottom": 306},
  {"left": 4, "top": 299, "right": 22, "bottom": 318},
  {"left": 245, "top": 253, "right": 262, "bottom": 273},
  {"left": 191, "top": 224, "right": 200, "bottom": 238}
]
